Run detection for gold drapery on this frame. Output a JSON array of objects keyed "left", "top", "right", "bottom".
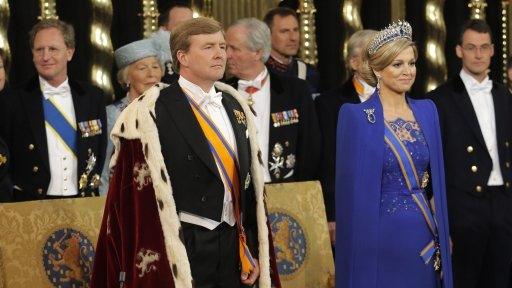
[
  {"left": 298, "top": 0, "right": 318, "bottom": 65},
  {"left": 341, "top": 0, "right": 362, "bottom": 81},
  {"left": 424, "top": 0, "right": 447, "bottom": 92},
  {"left": 0, "top": 0, "right": 10, "bottom": 75},
  {"left": 38, "top": 0, "right": 58, "bottom": 20},
  {"left": 468, "top": 0, "right": 487, "bottom": 20},
  {"left": 210, "top": 0, "right": 277, "bottom": 28},
  {"left": 90, "top": 0, "right": 114, "bottom": 100},
  {"left": 502, "top": 1, "right": 509, "bottom": 85},
  {"left": 141, "top": 0, "right": 159, "bottom": 38},
  {"left": 390, "top": 0, "right": 406, "bottom": 22}
]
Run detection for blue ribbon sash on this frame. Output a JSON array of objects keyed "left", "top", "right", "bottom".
[
  {"left": 43, "top": 98, "right": 77, "bottom": 156},
  {"left": 384, "top": 121, "right": 440, "bottom": 268}
]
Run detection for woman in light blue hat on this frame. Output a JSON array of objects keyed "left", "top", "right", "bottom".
[{"left": 99, "top": 39, "right": 166, "bottom": 195}]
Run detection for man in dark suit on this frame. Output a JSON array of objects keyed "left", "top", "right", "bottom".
[
  {"left": 427, "top": 19, "right": 512, "bottom": 288},
  {"left": 225, "top": 18, "right": 321, "bottom": 184},
  {"left": 91, "top": 18, "right": 280, "bottom": 288},
  {"left": 263, "top": 7, "right": 320, "bottom": 98},
  {"left": 315, "top": 29, "right": 376, "bottom": 243},
  {"left": 0, "top": 19, "right": 107, "bottom": 201}
]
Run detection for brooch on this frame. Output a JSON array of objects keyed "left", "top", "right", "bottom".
[{"left": 363, "top": 108, "right": 376, "bottom": 123}]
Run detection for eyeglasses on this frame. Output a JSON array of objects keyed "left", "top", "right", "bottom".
[
  {"left": 32, "top": 46, "right": 67, "bottom": 56},
  {"left": 461, "top": 43, "right": 493, "bottom": 54}
]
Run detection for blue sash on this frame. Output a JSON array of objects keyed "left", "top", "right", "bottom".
[
  {"left": 384, "top": 121, "right": 440, "bottom": 269},
  {"left": 42, "top": 98, "right": 77, "bottom": 156}
]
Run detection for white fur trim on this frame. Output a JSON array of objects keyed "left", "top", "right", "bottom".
[
  {"left": 110, "top": 83, "right": 193, "bottom": 287},
  {"left": 110, "top": 82, "right": 271, "bottom": 288}
]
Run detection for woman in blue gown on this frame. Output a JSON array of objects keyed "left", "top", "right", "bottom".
[{"left": 335, "top": 21, "right": 453, "bottom": 288}]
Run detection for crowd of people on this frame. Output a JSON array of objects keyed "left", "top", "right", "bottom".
[{"left": 0, "top": 2, "right": 511, "bottom": 288}]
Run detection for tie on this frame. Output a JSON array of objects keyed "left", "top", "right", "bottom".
[
  {"left": 200, "top": 91, "right": 223, "bottom": 109},
  {"left": 470, "top": 80, "right": 493, "bottom": 95},
  {"left": 43, "top": 84, "right": 71, "bottom": 98},
  {"left": 238, "top": 73, "right": 269, "bottom": 107}
]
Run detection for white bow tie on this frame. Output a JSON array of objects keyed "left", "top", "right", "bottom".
[
  {"left": 43, "top": 85, "right": 70, "bottom": 97},
  {"left": 469, "top": 80, "right": 492, "bottom": 94},
  {"left": 238, "top": 79, "right": 264, "bottom": 91},
  {"left": 200, "top": 92, "right": 223, "bottom": 108}
]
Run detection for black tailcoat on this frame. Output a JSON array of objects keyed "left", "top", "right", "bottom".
[
  {"left": 427, "top": 75, "right": 512, "bottom": 288},
  {"left": 0, "top": 76, "right": 107, "bottom": 201}
]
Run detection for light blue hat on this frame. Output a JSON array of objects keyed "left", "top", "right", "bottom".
[
  {"left": 149, "top": 29, "right": 172, "bottom": 65},
  {"left": 114, "top": 39, "right": 158, "bottom": 70}
]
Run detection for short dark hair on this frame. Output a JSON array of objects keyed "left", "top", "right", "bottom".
[
  {"left": 29, "top": 19, "right": 75, "bottom": 49},
  {"left": 263, "top": 7, "right": 298, "bottom": 30},
  {"left": 0, "top": 48, "right": 8, "bottom": 74},
  {"left": 458, "top": 19, "right": 493, "bottom": 45},
  {"left": 158, "top": 3, "right": 192, "bottom": 27}
]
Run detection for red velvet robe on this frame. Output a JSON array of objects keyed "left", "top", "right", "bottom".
[{"left": 90, "top": 83, "right": 281, "bottom": 287}]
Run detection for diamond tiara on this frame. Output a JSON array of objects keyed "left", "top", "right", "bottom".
[{"left": 368, "top": 20, "right": 413, "bottom": 55}]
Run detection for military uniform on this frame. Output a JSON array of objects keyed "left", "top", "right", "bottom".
[
  {"left": 229, "top": 71, "right": 321, "bottom": 183},
  {"left": 0, "top": 77, "right": 107, "bottom": 201},
  {"left": 266, "top": 55, "right": 320, "bottom": 98},
  {"left": 427, "top": 74, "right": 512, "bottom": 288}
]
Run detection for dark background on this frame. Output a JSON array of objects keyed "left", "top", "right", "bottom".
[{"left": 5, "top": 0, "right": 506, "bottom": 101}]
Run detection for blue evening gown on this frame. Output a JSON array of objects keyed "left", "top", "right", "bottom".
[{"left": 377, "top": 118, "right": 439, "bottom": 287}]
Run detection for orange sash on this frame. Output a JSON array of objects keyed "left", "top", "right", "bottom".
[{"left": 184, "top": 90, "right": 257, "bottom": 275}]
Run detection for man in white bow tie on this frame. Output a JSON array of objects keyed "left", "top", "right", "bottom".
[
  {"left": 226, "top": 18, "right": 321, "bottom": 184},
  {"left": 427, "top": 19, "right": 512, "bottom": 288},
  {"left": 92, "top": 17, "right": 283, "bottom": 288},
  {"left": 0, "top": 19, "right": 107, "bottom": 202}
]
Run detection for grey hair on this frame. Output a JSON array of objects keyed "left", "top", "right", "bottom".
[
  {"left": 347, "top": 29, "right": 378, "bottom": 60},
  {"left": 230, "top": 18, "right": 271, "bottom": 62},
  {"left": 346, "top": 29, "right": 377, "bottom": 73}
]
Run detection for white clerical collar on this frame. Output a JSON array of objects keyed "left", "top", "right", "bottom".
[
  {"left": 459, "top": 68, "right": 491, "bottom": 90},
  {"left": 39, "top": 76, "right": 71, "bottom": 100}
]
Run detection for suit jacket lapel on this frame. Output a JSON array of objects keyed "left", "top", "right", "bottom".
[
  {"left": 221, "top": 94, "right": 250, "bottom": 206},
  {"left": 23, "top": 78, "right": 50, "bottom": 170},
  {"left": 70, "top": 81, "right": 86, "bottom": 168},
  {"left": 491, "top": 84, "right": 507, "bottom": 165},
  {"left": 342, "top": 78, "right": 361, "bottom": 104},
  {"left": 452, "top": 76, "right": 487, "bottom": 151},
  {"left": 159, "top": 84, "right": 221, "bottom": 179}
]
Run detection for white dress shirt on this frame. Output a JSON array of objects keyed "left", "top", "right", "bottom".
[
  {"left": 237, "top": 68, "right": 272, "bottom": 182},
  {"left": 178, "top": 76, "right": 237, "bottom": 230},
  {"left": 40, "top": 77, "right": 79, "bottom": 196},
  {"left": 460, "top": 69, "right": 503, "bottom": 185}
]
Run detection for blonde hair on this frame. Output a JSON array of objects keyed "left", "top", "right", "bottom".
[
  {"left": 170, "top": 17, "right": 223, "bottom": 73},
  {"left": 360, "top": 38, "right": 417, "bottom": 87}
]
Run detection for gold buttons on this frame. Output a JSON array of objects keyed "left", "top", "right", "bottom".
[
  {"left": 507, "top": 162, "right": 511, "bottom": 168},
  {"left": 507, "top": 182, "right": 511, "bottom": 188},
  {"left": 32, "top": 166, "right": 39, "bottom": 172},
  {"left": 37, "top": 188, "right": 43, "bottom": 194},
  {"left": 471, "top": 165, "right": 478, "bottom": 173},
  {"left": 467, "top": 146, "right": 474, "bottom": 153},
  {"left": 475, "top": 186, "right": 483, "bottom": 193},
  {"left": 28, "top": 144, "right": 34, "bottom": 150},
  {"left": 506, "top": 141, "right": 510, "bottom": 147}
]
